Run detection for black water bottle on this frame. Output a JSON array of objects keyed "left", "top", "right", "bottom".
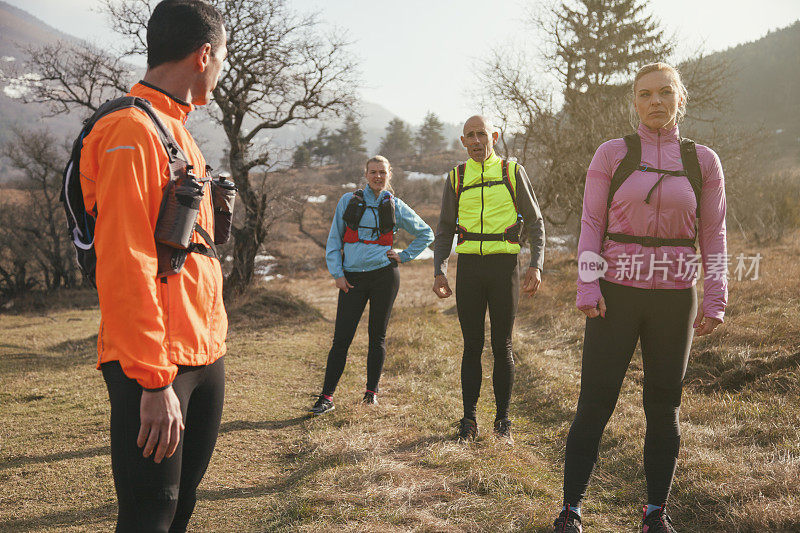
[
  {"left": 155, "top": 165, "right": 205, "bottom": 249},
  {"left": 210, "top": 175, "right": 237, "bottom": 244}
]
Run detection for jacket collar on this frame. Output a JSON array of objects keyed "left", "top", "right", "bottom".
[
  {"left": 363, "top": 186, "right": 390, "bottom": 204},
  {"left": 637, "top": 122, "right": 680, "bottom": 144},
  {"left": 130, "top": 81, "right": 194, "bottom": 123},
  {"left": 467, "top": 150, "right": 501, "bottom": 170}
]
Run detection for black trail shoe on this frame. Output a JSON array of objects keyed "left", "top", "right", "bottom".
[
  {"left": 642, "top": 505, "right": 676, "bottom": 533},
  {"left": 309, "top": 395, "right": 334, "bottom": 415},
  {"left": 456, "top": 417, "right": 478, "bottom": 441},
  {"left": 553, "top": 507, "right": 582, "bottom": 533},
  {"left": 493, "top": 418, "right": 513, "bottom": 444},
  {"left": 362, "top": 391, "right": 377, "bottom": 405}
]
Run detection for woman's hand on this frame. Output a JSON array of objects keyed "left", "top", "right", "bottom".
[
  {"left": 386, "top": 249, "right": 402, "bottom": 264},
  {"left": 693, "top": 308, "right": 722, "bottom": 337},
  {"left": 579, "top": 297, "right": 606, "bottom": 318},
  {"left": 335, "top": 277, "right": 354, "bottom": 293}
]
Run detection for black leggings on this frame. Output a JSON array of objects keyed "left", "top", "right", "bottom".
[
  {"left": 455, "top": 253, "right": 519, "bottom": 421},
  {"left": 563, "top": 280, "right": 696, "bottom": 508},
  {"left": 322, "top": 263, "right": 400, "bottom": 396},
  {"left": 102, "top": 357, "right": 225, "bottom": 533}
]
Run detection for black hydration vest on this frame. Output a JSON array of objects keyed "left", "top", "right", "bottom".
[
  {"left": 605, "top": 133, "right": 703, "bottom": 248},
  {"left": 341, "top": 189, "right": 395, "bottom": 246}
]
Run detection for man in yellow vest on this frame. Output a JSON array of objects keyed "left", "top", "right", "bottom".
[{"left": 433, "top": 115, "right": 545, "bottom": 443}]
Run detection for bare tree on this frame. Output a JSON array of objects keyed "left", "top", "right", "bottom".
[
  {"left": 19, "top": 0, "right": 359, "bottom": 295},
  {"left": 0, "top": 128, "right": 77, "bottom": 295},
  {"left": 105, "top": 0, "right": 359, "bottom": 293},
  {"left": 13, "top": 42, "right": 134, "bottom": 116}
]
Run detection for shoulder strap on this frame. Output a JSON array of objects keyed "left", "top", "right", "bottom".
[
  {"left": 679, "top": 138, "right": 703, "bottom": 217},
  {"left": 501, "top": 159, "right": 519, "bottom": 213},
  {"left": 607, "top": 133, "right": 641, "bottom": 210},
  {"left": 454, "top": 162, "right": 467, "bottom": 217}
]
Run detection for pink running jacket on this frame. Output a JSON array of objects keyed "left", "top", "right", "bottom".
[{"left": 576, "top": 123, "right": 728, "bottom": 322}]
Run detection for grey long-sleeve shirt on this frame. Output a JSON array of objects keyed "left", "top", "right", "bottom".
[{"left": 433, "top": 161, "right": 545, "bottom": 277}]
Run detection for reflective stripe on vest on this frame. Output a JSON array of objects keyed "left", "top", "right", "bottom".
[{"left": 451, "top": 154, "right": 520, "bottom": 255}]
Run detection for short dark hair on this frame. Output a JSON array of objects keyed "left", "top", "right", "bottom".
[{"left": 147, "top": 0, "right": 224, "bottom": 68}]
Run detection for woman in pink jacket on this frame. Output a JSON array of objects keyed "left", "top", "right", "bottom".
[{"left": 553, "top": 63, "right": 728, "bottom": 533}]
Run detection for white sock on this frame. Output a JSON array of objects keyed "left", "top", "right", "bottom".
[{"left": 645, "top": 504, "right": 663, "bottom": 516}]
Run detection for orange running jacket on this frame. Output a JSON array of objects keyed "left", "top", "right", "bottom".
[{"left": 80, "top": 82, "right": 228, "bottom": 390}]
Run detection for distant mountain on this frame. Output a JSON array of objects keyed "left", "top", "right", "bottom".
[
  {"left": 0, "top": 1, "right": 90, "bottom": 178},
  {"left": 683, "top": 20, "right": 800, "bottom": 155}
]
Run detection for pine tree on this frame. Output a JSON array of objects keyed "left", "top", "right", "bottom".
[
  {"left": 329, "top": 113, "right": 367, "bottom": 165},
  {"left": 480, "top": 0, "right": 674, "bottom": 226},
  {"left": 415, "top": 111, "right": 447, "bottom": 154},
  {"left": 378, "top": 118, "right": 415, "bottom": 161}
]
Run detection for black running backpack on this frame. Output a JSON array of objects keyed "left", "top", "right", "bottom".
[{"left": 61, "top": 96, "right": 192, "bottom": 286}]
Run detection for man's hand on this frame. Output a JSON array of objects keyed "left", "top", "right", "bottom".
[
  {"left": 335, "top": 276, "right": 354, "bottom": 293},
  {"left": 579, "top": 297, "right": 607, "bottom": 319},
  {"left": 521, "top": 267, "right": 541, "bottom": 297},
  {"left": 386, "top": 249, "right": 402, "bottom": 264},
  {"left": 693, "top": 308, "right": 722, "bottom": 337},
  {"left": 138, "top": 386, "right": 184, "bottom": 463},
  {"left": 433, "top": 274, "right": 452, "bottom": 299}
]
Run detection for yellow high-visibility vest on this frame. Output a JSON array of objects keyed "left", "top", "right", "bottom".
[{"left": 449, "top": 152, "right": 521, "bottom": 255}]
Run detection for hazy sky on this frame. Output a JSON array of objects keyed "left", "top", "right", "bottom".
[{"left": 6, "top": 0, "right": 799, "bottom": 124}]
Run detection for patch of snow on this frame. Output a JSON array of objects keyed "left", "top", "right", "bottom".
[
  {"left": 262, "top": 274, "right": 284, "bottom": 282},
  {"left": 306, "top": 194, "right": 327, "bottom": 203},
  {"left": 776, "top": 129, "right": 784, "bottom": 134},
  {"left": 412, "top": 247, "right": 434, "bottom": 261},
  {"left": 254, "top": 263, "right": 276, "bottom": 276},
  {"left": 254, "top": 254, "right": 276, "bottom": 263},
  {"left": 342, "top": 182, "right": 357, "bottom": 188},
  {"left": 2, "top": 56, "right": 15, "bottom": 62},
  {"left": 2, "top": 72, "right": 42, "bottom": 99},
  {"left": 406, "top": 171, "right": 445, "bottom": 182}
]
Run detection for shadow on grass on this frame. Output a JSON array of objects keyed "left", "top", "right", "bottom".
[
  {"left": 226, "top": 289, "right": 324, "bottom": 330},
  {"left": 198, "top": 451, "right": 361, "bottom": 503},
  {"left": 0, "top": 336, "right": 97, "bottom": 377},
  {"left": 219, "top": 416, "right": 309, "bottom": 434},
  {"left": 0, "top": 502, "right": 115, "bottom": 532},
  {"left": 1, "top": 445, "right": 110, "bottom": 470}
]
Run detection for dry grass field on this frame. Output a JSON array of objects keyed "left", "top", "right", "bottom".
[{"left": 1, "top": 231, "right": 798, "bottom": 532}]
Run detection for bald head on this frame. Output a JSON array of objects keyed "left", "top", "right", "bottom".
[
  {"left": 463, "top": 115, "right": 494, "bottom": 135},
  {"left": 461, "top": 114, "right": 499, "bottom": 162}
]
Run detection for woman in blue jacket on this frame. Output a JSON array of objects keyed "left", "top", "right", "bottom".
[{"left": 309, "top": 155, "right": 434, "bottom": 415}]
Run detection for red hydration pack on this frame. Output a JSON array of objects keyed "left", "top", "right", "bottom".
[{"left": 341, "top": 189, "right": 395, "bottom": 246}]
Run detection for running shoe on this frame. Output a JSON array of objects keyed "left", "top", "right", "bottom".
[
  {"left": 493, "top": 417, "right": 513, "bottom": 444},
  {"left": 309, "top": 395, "right": 334, "bottom": 415},
  {"left": 456, "top": 417, "right": 478, "bottom": 441},
  {"left": 641, "top": 505, "right": 676, "bottom": 533},
  {"left": 362, "top": 391, "right": 378, "bottom": 405},
  {"left": 553, "top": 507, "right": 582, "bottom": 533}
]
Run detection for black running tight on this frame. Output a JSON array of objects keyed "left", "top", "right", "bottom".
[
  {"left": 322, "top": 263, "right": 400, "bottom": 396},
  {"left": 456, "top": 253, "right": 519, "bottom": 421},
  {"left": 563, "top": 279, "right": 696, "bottom": 508},
  {"left": 102, "top": 357, "right": 225, "bottom": 533}
]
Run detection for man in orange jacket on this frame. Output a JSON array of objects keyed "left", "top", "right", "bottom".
[{"left": 79, "top": 2, "right": 228, "bottom": 530}]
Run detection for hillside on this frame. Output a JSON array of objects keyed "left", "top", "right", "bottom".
[{"left": 682, "top": 20, "right": 800, "bottom": 157}]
